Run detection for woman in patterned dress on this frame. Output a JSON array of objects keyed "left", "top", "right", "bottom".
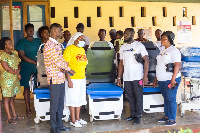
[{"left": 0, "top": 37, "right": 24, "bottom": 124}]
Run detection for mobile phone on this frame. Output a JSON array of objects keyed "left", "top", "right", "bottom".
[
  {"left": 168, "top": 83, "right": 172, "bottom": 89},
  {"left": 168, "top": 82, "right": 178, "bottom": 89}
]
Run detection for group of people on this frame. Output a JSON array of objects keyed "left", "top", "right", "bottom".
[
  {"left": 116, "top": 28, "right": 181, "bottom": 127},
  {"left": 0, "top": 21, "right": 182, "bottom": 133}
]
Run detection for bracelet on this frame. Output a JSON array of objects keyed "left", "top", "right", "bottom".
[{"left": 117, "top": 77, "right": 121, "bottom": 80}]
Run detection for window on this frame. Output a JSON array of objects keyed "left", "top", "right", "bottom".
[
  {"left": 109, "top": 17, "right": 114, "bottom": 27},
  {"left": 192, "top": 16, "right": 196, "bottom": 25},
  {"left": 163, "top": 7, "right": 167, "bottom": 17},
  {"left": 64, "top": 17, "right": 68, "bottom": 28},
  {"left": 87, "top": 17, "right": 91, "bottom": 27},
  {"left": 173, "top": 16, "right": 176, "bottom": 26},
  {"left": 183, "top": 7, "right": 187, "bottom": 17},
  {"left": 51, "top": 7, "right": 55, "bottom": 18},
  {"left": 97, "top": 7, "right": 101, "bottom": 17},
  {"left": 141, "top": 7, "right": 146, "bottom": 17},
  {"left": 74, "top": 7, "right": 78, "bottom": 18},
  {"left": 119, "top": 7, "right": 124, "bottom": 17},
  {"left": 152, "top": 17, "right": 157, "bottom": 26},
  {"left": 131, "top": 17, "right": 135, "bottom": 27}
]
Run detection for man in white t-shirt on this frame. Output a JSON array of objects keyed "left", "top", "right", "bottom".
[
  {"left": 117, "top": 28, "right": 149, "bottom": 124},
  {"left": 154, "top": 29, "right": 164, "bottom": 51}
]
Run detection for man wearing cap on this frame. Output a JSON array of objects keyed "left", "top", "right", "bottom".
[
  {"left": 76, "top": 23, "right": 90, "bottom": 51},
  {"left": 109, "top": 29, "right": 117, "bottom": 45}
]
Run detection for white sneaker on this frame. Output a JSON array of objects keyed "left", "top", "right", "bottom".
[
  {"left": 76, "top": 119, "right": 87, "bottom": 124},
  {"left": 70, "top": 122, "right": 82, "bottom": 127}
]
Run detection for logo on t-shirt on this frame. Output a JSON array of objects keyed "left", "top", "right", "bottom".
[
  {"left": 76, "top": 54, "right": 87, "bottom": 62},
  {"left": 123, "top": 48, "right": 135, "bottom": 52}
]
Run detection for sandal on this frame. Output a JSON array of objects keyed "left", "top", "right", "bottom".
[
  {"left": 6, "top": 119, "right": 17, "bottom": 124},
  {"left": 13, "top": 115, "right": 24, "bottom": 120},
  {"left": 26, "top": 111, "right": 32, "bottom": 116}
]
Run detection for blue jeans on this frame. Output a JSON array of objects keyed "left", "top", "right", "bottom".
[{"left": 158, "top": 77, "right": 181, "bottom": 121}]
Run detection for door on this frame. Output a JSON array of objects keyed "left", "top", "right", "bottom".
[
  {"left": 23, "top": 2, "right": 49, "bottom": 38},
  {"left": 16, "top": 2, "right": 49, "bottom": 99}
]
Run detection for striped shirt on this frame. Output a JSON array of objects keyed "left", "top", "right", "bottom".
[{"left": 43, "top": 37, "right": 70, "bottom": 85}]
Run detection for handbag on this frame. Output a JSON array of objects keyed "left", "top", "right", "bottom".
[{"left": 165, "top": 63, "right": 174, "bottom": 72}]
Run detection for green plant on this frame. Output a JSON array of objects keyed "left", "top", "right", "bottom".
[{"left": 168, "top": 127, "right": 193, "bottom": 133}]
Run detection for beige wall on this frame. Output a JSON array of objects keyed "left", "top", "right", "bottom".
[{"left": 50, "top": 0, "right": 200, "bottom": 47}]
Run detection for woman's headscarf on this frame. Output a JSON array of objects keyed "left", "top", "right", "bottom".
[{"left": 67, "top": 32, "right": 84, "bottom": 46}]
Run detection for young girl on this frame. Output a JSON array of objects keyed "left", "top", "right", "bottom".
[{"left": 0, "top": 37, "right": 24, "bottom": 124}]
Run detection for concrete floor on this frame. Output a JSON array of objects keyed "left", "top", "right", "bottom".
[{"left": 1, "top": 99, "right": 200, "bottom": 133}]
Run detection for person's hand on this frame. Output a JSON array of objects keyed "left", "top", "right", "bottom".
[
  {"left": 16, "top": 69, "right": 20, "bottom": 75},
  {"left": 33, "top": 61, "right": 37, "bottom": 66},
  {"left": 117, "top": 79, "right": 122, "bottom": 87},
  {"left": 171, "top": 78, "right": 176, "bottom": 88},
  {"left": 17, "top": 74, "right": 21, "bottom": 80},
  {"left": 14, "top": 69, "right": 20, "bottom": 75},
  {"left": 115, "top": 65, "right": 118, "bottom": 71},
  {"left": 68, "top": 69, "right": 75, "bottom": 76},
  {"left": 142, "top": 76, "right": 148, "bottom": 85},
  {"left": 153, "top": 79, "right": 157, "bottom": 88},
  {"left": 60, "top": 68, "right": 65, "bottom": 73},
  {"left": 68, "top": 80, "right": 73, "bottom": 88}
]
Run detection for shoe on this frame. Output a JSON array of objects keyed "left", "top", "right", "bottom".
[
  {"left": 57, "top": 126, "right": 71, "bottom": 131},
  {"left": 6, "top": 119, "right": 17, "bottom": 124},
  {"left": 133, "top": 118, "right": 140, "bottom": 124},
  {"left": 26, "top": 110, "right": 32, "bottom": 116},
  {"left": 125, "top": 116, "right": 135, "bottom": 121},
  {"left": 165, "top": 120, "right": 176, "bottom": 126},
  {"left": 70, "top": 122, "right": 82, "bottom": 127},
  {"left": 50, "top": 128, "right": 60, "bottom": 133},
  {"left": 158, "top": 117, "right": 169, "bottom": 123},
  {"left": 12, "top": 115, "right": 25, "bottom": 120},
  {"left": 76, "top": 119, "right": 87, "bottom": 124}
]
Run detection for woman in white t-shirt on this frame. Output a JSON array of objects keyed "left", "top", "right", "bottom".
[{"left": 153, "top": 31, "right": 181, "bottom": 126}]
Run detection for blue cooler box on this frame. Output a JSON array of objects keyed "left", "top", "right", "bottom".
[{"left": 87, "top": 83, "right": 123, "bottom": 122}]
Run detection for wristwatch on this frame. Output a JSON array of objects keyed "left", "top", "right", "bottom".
[{"left": 117, "top": 77, "right": 121, "bottom": 80}]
